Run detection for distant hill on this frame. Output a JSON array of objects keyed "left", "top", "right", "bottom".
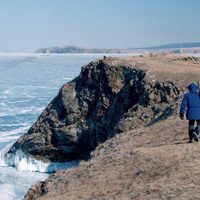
[
  {"left": 35, "top": 42, "right": 200, "bottom": 54},
  {"left": 134, "top": 42, "right": 200, "bottom": 50},
  {"left": 35, "top": 46, "right": 136, "bottom": 54}
]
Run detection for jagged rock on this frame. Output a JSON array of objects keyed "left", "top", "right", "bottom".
[
  {"left": 23, "top": 54, "right": 200, "bottom": 200},
  {"left": 7, "top": 55, "right": 191, "bottom": 162}
]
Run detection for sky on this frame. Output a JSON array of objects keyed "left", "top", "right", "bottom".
[{"left": 0, "top": 0, "right": 200, "bottom": 51}]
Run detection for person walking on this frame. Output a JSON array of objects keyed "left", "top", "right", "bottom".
[{"left": 180, "top": 82, "right": 200, "bottom": 143}]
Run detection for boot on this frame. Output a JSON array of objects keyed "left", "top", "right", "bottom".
[
  {"left": 188, "top": 131, "right": 193, "bottom": 143},
  {"left": 188, "top": 140, "right": 193, "bottom": 143},
  {"left": 193, "top": 131, "right": 199, "bottom": 142}
]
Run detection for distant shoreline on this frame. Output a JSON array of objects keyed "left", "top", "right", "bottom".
[
  {"left": 0, "top": 52, "right": 143, "bottom": 57},
  {"left": 0, "top": 51, "right": 200, "bottom": 59}
]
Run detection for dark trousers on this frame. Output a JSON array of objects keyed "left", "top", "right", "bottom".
[{"left": 188, "top": 120, "right": 200, "bottom": 140}]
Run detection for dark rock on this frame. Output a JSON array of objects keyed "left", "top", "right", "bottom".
[{"left": 8, "top": 58, "right": 181, "bottom": 162}]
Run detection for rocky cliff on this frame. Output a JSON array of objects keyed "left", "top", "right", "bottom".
[
  {"left": 7, "top": 54, "right": 187, "bottom": 163},
  {"left": 21, "top": 53, "right": 200, "bottom": 200}
]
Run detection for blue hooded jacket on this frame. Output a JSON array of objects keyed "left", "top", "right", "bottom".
[{"left": 180, "top": 82, "right": 200, "bottom": 120}]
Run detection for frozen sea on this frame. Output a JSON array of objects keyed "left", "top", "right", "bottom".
[{"left": 0, "top": 53, "right": 115, "bottom": 200}]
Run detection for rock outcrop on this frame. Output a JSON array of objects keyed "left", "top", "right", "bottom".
[
  {"left": 7, "top": 55, "right": 185, "bottom": 163},
  {"left": 22, "top": 53, "right": 200, "bottom": 200}
]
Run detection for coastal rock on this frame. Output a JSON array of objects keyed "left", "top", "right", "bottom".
[
  {"left": 8, "top": 56, "right": 182, "bottom": 162},
  {"left": 23, "top": 54, "right": 200, "bottom": 200}
]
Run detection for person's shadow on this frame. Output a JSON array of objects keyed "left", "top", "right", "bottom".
[
  {"left": 174, "top": 138, "right": 188, "bottom": 145},
  {"left": 174, "top": 127, "right": 199, "bottom": 145}
]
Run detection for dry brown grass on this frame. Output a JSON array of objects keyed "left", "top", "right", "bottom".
[
  {"left": 107, "top": 53, "right": 200, "bottom": 88},
  {"left": 26, "top": 114, "right": 200, "bottom": 200}
]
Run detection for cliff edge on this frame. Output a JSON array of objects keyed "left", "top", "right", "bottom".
[
  {"left": 20, "top": 53, "right": 200, "bottom": 199},
  {"left": 8, "top": 54, "right": 196, "bottom": 162}
]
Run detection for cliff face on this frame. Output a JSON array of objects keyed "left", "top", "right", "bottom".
[
  {"left": 8, "top": 55, "right": 183, "bottom": 162},
  {"left": 23, "top": 54, "right": 200, "bottom": 200}
]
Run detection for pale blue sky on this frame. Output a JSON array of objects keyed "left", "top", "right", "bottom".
[{"left": 0, "top": 0, "right": 200, "bottom": 51}]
